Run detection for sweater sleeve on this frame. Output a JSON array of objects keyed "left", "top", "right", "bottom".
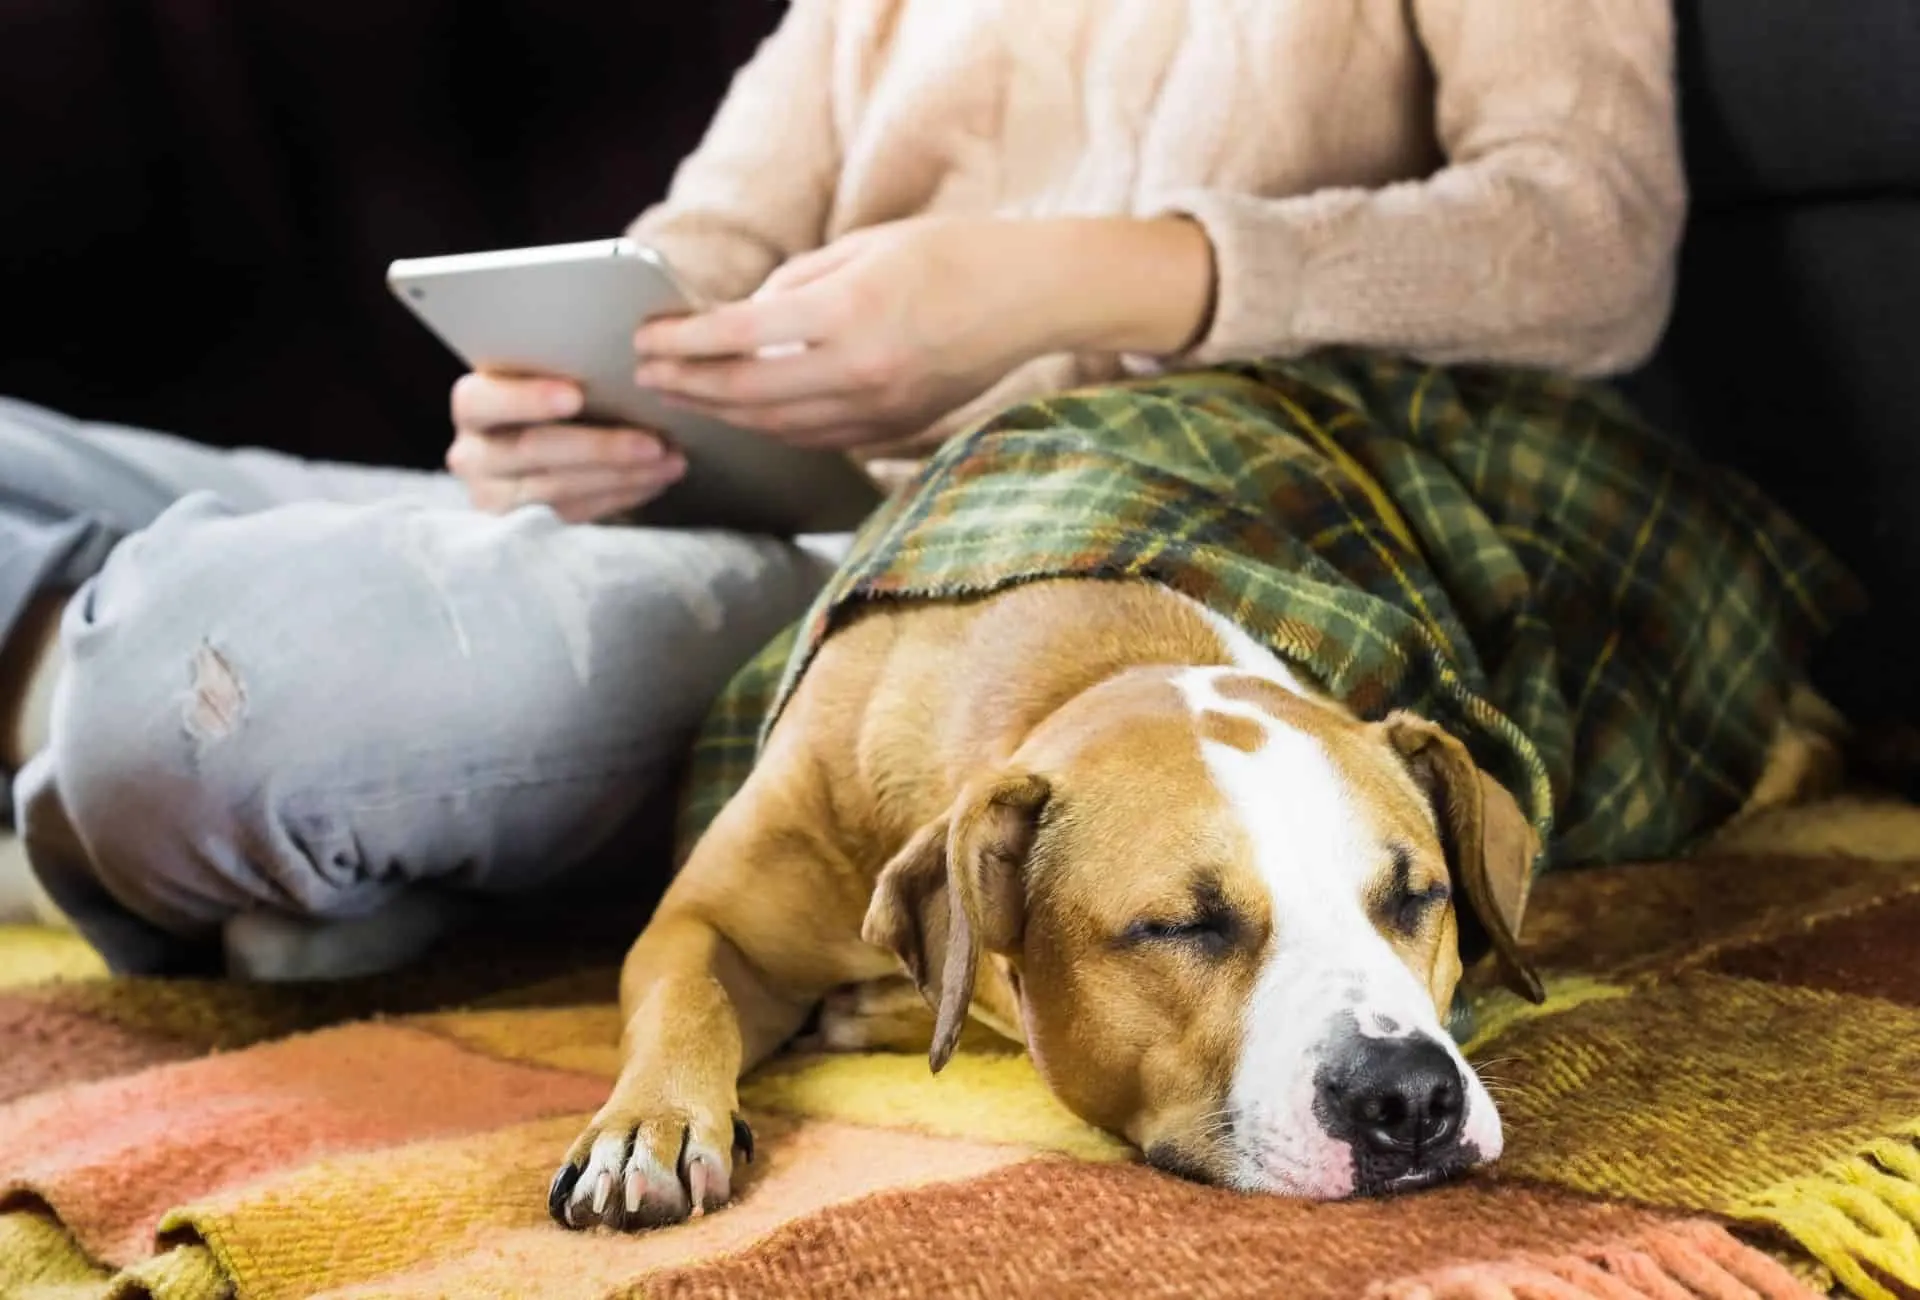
[
  {"left": 1150, "top": 0, "right": 1687, "bottom": 377},
  {"left": 626, "top": 0, "right": 842, "bottom": 305}
]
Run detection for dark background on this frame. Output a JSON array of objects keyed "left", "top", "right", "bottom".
[
  {"left": 2, "top": 0, "right": 1915, "bottom": 709},
  {"left": 0, "top": 0, "right": 774, "bottom": 469}
]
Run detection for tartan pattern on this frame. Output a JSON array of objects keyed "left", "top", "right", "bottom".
[{"left": 676, "top": 351, "right": 1861, "bottom": 869}]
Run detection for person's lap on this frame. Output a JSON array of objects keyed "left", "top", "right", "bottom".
[{"left": 1, "top": 397, "right": 836, "bottom": 976}]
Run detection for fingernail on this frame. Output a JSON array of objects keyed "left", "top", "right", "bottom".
[
  {"left": 634, "top": 364, "right": 664, "bottom": 387},
  {"left": 548, "top": 386, "right": 579, "bottom": 416},
  {"left": 624, "top": 433, "right": 661, "bottom": 461}
]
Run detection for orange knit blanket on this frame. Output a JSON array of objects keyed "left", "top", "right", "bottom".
[{"left": 3, "top": 798, "right": 1918, "bottom": 1299}]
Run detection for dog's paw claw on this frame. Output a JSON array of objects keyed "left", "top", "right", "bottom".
[
  {"left": 554, "top": 1104, "right": 742, "bottom": 1232},
  {"left": 547, "top": 1162, "right": 582, "bottom": 1227}
]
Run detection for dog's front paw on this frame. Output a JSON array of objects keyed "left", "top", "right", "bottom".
[{"left": 550, "top": 1100, "right": 754, "bottom": 1231}]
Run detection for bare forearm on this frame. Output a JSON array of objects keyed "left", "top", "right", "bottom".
[
  {"left": 1023, "top": 217, "right": 1218, "bottom": 358},
  {"left": 630, "top": 213, "right": 1222, "bottom": 449}
]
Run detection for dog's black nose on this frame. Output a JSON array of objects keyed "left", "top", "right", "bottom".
[{"left": 1318, "top": 1035, "right": 1464, "bottom": 1158}]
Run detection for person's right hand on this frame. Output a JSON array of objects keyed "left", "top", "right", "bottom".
[{"left": 446, "top": 372, "right": 686, "bottom": 523}]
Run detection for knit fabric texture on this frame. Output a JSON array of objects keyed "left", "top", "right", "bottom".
[
  {"left": 630, "top": 0, "right": 1688, "bottom": 461},
  {"left": 4, "top": 798, "right": 1920, "bottom": 1296}
]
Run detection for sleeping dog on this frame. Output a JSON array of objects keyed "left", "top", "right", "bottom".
[
  {"left": 547, "top": 358, "right": 1858, "bottom": 1230},
  {"left": 547, "top": 577, "right": 1840, "bottom": 1228}
]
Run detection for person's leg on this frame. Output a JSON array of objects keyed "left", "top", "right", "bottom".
[
  {"left": 13, "top": 491, "right": 833, "bottom": 976},
  {"left": 0, "top": 394, "right": 465, "bottom": 515},
  {"left": 0, "top": 397, "right": 465, "bottom": 752},
  {"left": 0, "top": 593, "right": 64, "bottom": 924},
  {"left": 0, "top": 397, "right": 466, "bottom": 927}
]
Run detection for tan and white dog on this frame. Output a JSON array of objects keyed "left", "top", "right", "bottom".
[{"left": 550, "top": 576, "right": 1840, "bottom": 1230}]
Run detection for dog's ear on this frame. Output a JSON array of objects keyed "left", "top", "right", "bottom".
[
  {"left": 1383, "top": 713, "right": 1545, "bottom": 1004},
  {"left": 862, "top": 773, "right": 1051, "bottom": 1073}
]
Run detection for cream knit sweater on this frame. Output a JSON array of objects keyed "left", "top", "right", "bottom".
[{"left": 630, "top": 0, "right": 1686, "bottom": 460}]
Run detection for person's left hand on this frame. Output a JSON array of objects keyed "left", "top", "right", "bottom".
[{"left": 633, "top": 217, "right": 1071, "bottom": 450}]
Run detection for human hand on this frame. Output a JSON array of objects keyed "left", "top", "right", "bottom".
[
  {"left": 630, "top": 216, "right": 1215, "bottom": 451},
  {"left": 446, "top": 372, "right": 685, "bottom": 523}
]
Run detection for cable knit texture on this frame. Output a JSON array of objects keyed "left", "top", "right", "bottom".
[{"left": 629, "top": 0, "right": 1686, "bottom": 459}]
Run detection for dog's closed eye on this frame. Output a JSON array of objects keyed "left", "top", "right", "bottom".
[
  {"left": 1375, "top": 843, "right": 1450, "bottom": 937},
  {"left": 1121, "top": 878, "right": 1243, "bottom": 957},
  {"left": 1127, "top": 915, "right": 1230, "bottom": 945}
]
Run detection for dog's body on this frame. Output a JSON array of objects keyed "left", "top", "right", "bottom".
[{"left": 549, "top": 574, "right": 1842, "bottom": 1230}]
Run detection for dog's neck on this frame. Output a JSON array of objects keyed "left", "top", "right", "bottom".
[
  {"left": 951, "top": 582, "right": 1322, "bottom": 762},
  {"left": 933, "top": 583, "right": 1238, "bottom": 768}
]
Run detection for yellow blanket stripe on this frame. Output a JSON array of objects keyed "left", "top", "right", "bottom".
[
  {"left": 0, "top": 923, "right": 106, "bottom": 988},
  {"left": 113, "top": 1243, "right": 230, "bottom": 1300},
  {"left": 0, "top": 1209, "right": 111, "bottom": 1300},
  {"left": 742, "top": 1049, "right": 1131, "bottom": 1161},
  {"left": 1460, "top": 973, "right": 1632, "bottom": 1056},
  {"left": 1734, "top": 1123, "right": 1920, "bottom": 1300}
]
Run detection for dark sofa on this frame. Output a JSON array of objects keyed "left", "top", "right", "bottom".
[
  {"left": 1622, "top": 0, "right": 1920, "bottom": 720},
  {"left": 0, "top": 0, "right": 774, "bottom": 468},
  {"left": 2, "top": 0, "right": 1914, "bottom": 711}
]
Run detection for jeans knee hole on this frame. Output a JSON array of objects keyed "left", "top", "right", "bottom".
[{"left": 183, "top": 643, "right": 247, "bottom": 744}]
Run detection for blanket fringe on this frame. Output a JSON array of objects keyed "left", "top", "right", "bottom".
[
  {"left": 107, "top": 1243, "right": 229, "bottom": 1300},
  {"left": 1370, "top": 1220, "right": 1819, "bottom": 1299},
  {"left": 1735, "top": 1124, "right": 1920, "bottom": 1300}
]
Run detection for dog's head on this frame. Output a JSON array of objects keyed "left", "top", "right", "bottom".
[{"left": 863, "top": 665, "right": 1542, "bottom": 1199}]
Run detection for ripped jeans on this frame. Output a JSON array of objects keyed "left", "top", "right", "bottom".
[{"left": 2, "top": 398, "right": 840, "bottom": 973}]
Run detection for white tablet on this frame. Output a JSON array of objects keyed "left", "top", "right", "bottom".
[{"left": 386, "top": 238, "right": 882, "bottom": 536}]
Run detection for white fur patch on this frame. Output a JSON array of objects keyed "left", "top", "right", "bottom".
[{"left": 1174, "top": 599, "right": 1501, "bottom": 1197}]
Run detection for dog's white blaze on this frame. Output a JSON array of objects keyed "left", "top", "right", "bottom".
[
  {"left": 1177, "top": 604, "right": 1501, "bottom": 1197},
  {"left": 1186, "top": 600, "right": 1313, "bottom": 695}
]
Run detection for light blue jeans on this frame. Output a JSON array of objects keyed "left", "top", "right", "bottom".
[{"left": 2, "top": 398, "right": 839, "bottom": 975}]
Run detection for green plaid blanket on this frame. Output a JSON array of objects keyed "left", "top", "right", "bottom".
[{"left": 675, "top": 352, "right": 1861, "bottom": 870}]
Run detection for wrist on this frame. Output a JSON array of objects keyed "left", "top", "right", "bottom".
[{"left": 1027, "top": 217, "right": 1217, "bottom": 357}]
